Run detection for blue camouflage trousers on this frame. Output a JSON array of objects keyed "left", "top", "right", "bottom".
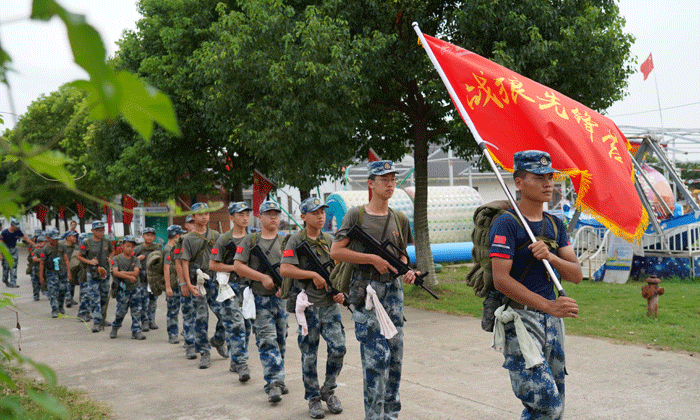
[
  {"left": 298, "top": 303, "right": 346, "bottom": 400},
  {"left": 82, "top": 269, "right": 110, "bottom": 326},
  {"left": 253, "top": 293, "right": 288, "bottom": 392},
  {"left": 45, "top": 271, "right": 68, "bottom": 313},
  {"left": 231, "top": 282, "right": 251, "bottom": 348},
  {"left": 136, "top": 283, "right": 149, "bottom": 325},
  {"left": 180, "top": 293, "right": 195, "bottom": 346},
  {"left": 193, "top": 278, "right": 248, "bottom": 368},
  {"left": 351, "top": 275, "right": 404, "bottom": 420},
  {"left": 77, "top": 280, "right": 89, "bottom": 318},
  {"left": 166, "top": 287, "right": 181, "bottom": 339},
  {"left": 31, "top": 266, "right": 41, "bottom": 300},
  {"left": 2, "top": 247, "right": 19, "bottom": 286},
  {"left": 502, "top": 309, "right": 566, "bottom": 420},
  {"left": 113, "top": 286, "right": 142, "bottom": 333}
]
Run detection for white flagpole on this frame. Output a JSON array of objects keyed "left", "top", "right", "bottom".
[{"left": 412, "top": 22, "right": 567, "bottom": 297}]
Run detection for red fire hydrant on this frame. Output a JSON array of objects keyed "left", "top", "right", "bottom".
[{"left": 641, "top": 275, "right": 664, "bottom": 317}]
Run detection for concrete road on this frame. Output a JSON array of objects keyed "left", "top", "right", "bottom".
[{"left": 3, "top": 247, "right": 699, "bottom": 419}]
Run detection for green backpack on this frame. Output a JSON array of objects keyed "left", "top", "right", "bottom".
[{"left": 146, "top": 251, "right": 165, "bottom": 296}]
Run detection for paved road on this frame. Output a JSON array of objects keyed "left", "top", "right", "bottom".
[{"left": 3, "top": 247, "right": 699, "bottom": 419}]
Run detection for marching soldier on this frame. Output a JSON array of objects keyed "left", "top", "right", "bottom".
[
  {"left": 163, "top": 225, "right": 184, "bottom": 344},
  {"left": 134, "top": 227, "right": 162, "bottom": 331},
  {"left": 38, "top": 230, "right": 71, "bottom": 318},
  {"left": 1, "top": 218, "right": 35, "bottom": 288},
  {"left": 76, "top": 221, "right": 115, "bottom": 332},
  {"left": 109, "top": 236, "right": 146, "bottom": 340}
]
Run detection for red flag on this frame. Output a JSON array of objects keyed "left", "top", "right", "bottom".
[
  {"left": 36, "top": 204, "right": 48, "bottom": 223},
  {"left": 122, "top": 194, "right": 138, "bottom": 225},
  {"left": 640, "top": 53, "right": 654, "bottom": 81},
  {"left": 75, "top": 201, "right": 85, "bottom": 219},
  {"left": 368, "top": 148, "right": 381, "bottom": 201},
  {"left": 253, "top": 170, "right": 276, "bottom": 217},
  {"left": 421, "top": 34, "right": 648, "bottom": 242},
  {"left": 102, "top": 198, "right": 113, "bottom": 234},
  {"left": 58, "top": 206, "right": 65, "bottom": 220}
]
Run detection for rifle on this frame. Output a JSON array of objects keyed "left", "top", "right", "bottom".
[
  {"left": 250, "top": 244, "right": 283, "bottom": 289},
  {"left": 346, "top": 224, "right": 439, "bottom": 300},
  {"left": 223, "top": 240, "right": 238, "bottom": 265},
  {"left": 295, "top": 240, "right": 352, "bottom": 311}
]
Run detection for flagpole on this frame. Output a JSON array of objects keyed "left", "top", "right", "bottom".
[{"left": 412, "top": 22, "right": 567, "bottom": 297}]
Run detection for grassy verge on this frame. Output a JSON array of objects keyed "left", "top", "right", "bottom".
[
  {"left": 405, "top": 264, "right": 700, "bottom": 353},
  {"left": 1, "top": 366, "right": 112, "bottom": 419}
]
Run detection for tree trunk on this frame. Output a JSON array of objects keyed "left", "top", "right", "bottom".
[
  {"left": 231, "top": 181, "right": 244, "bottom": 202},
  {"left": 299, "top": 189, "right": 311, "bottom": 202},
  {"left": 413, "top": 123, "right": 437, "bottom": 287}
]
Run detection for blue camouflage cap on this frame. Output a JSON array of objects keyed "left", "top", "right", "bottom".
[
  {"left": 185, "top": 215, "right": 194, "bottom": 224},
  {"left": 64, "top": 231, "right": 78, "bottom": 238},
  {"left": 92, "top": 221, "right": 105, "bottom": 230},
  {"left": 47, "top": 231, "right": 61, "bottom": 240},
  {"left": 36, "top": 235, "right": 46, "bottom": 242},
  {"left": 10, "top": 218, "right": 20, "bottom": 227},
  {"left": 142, "top": 227, "right": 156, "bottom": 235},
  {"left": 299, "top": 197, "right": 328, "bottom": 214},
  {"left": 228, "top": 201, "right": 251, "bottom": 215},
  {"left": 513, "top": 150, "right": 559, "bottom": 175},
  {"left": 259, "top": 200, "right": 281, "bottom": 214},
  {"left": 121, "top": 235, "right": 137, "bottom": 244},
  {"left": 167, "top": 224, "right": 183, "bottom": 237},
  {"left": 190, "top": 202, "right": 209, "bottom": 213},
  {"left": 367, "top": 160, "right": 398, "bottom": 177}
]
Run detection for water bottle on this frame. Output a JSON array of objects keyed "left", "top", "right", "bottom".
[{"left": 53, "top": 257, "right": 60, "bottom": 271}]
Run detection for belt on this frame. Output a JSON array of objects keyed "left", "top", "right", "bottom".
[
  {"left": 357, "top": 267, "right": 394, "bottom": 283},
  {"left": 508, "top": 301, "right": 545, "bottom": 314}
]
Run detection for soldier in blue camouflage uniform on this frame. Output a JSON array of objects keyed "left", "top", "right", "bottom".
[
  {"left": 233, "top": 200, "right": 288, "bottom": 403},
  {"left": 29, "top": 231, "right": 45, "bottom": 301},
  {"left": 209, "top": 201, "right": 255, "bottom": 381},
  {"left": 133, "top": 227, "right": 162, "bottom": 331},
  {"left": 76, "top": 221, "right": 115, "bottom": 332},
  {"left": 1, "top": 218, "right": 34, "bottom": 288},
  {"left": 163, "top": 224, "right": 184, "bottom": 344},
  {"left": 331, "top": 161, "right": 416, "bottom": 420},
  {"left": 176, "top": 215, "right": 197, "bottom": 359},
  {"left": 62, "top": 231, "right": 79, "bottom": 308},
  {"left": 109, "top": 236, "right": 146, "bottom": 340},
  {"left": 281, "top": 197, "right": 346, "bottom": 419},
  {"left": 38, "top": 231, "right": 71, "bottom": 318},
  {"left": 489, "top": 151, "right": 582, "bottom": 420}
]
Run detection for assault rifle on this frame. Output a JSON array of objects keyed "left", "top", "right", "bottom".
[
  {"left": 223, "top": 240, "right": 237, "bottom": 265},
  {"left": 346, "top": 224, "right": 439, "bottom": 299},
  {"left": 250, "top": 244, "right": 283, "bottom": 289},
  {"left": 295, "top": 240, "right": 352, "bottom": 311}
]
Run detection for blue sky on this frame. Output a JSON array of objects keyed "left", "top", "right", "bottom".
[{"left": 1, "top": 0, "right": 698, "bottom": 132}]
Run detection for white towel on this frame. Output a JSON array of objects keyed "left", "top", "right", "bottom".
[
  {"left": 242, "top": 286, "right": 256, "bottom": 320},
  {"left": 365, "top": 284, "right": 398, "bottom": 339},
  {"left": 195, "top": 269, "right": 209, "bottom": 297},
  {"left": 492, "top": 305, "right": 544, "bottom": 369},
  {"left": 215, "top": 271, "right": 235, "bottom": 302},
  {"left": 295, "top": 291, "right": 313, "bottom": 336}
]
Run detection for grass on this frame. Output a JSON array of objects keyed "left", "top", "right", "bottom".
[
  {"left": 1, "top": 366, "right": 112, "bottom": 420},
  {"left": 405, "top": 264, "right": 700, "bottom": 353}
]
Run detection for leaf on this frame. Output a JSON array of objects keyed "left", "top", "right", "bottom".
[
  {"left": 27, "top": 390, "right": 70, "bottom": 420},
  {"left": 27, "top": 360, "right": 58, "bottom": 387},
  {"left": 0, "top": 243, "right": 13, "bottom": 268},
  {"left": 0, "top": 369, "right": 17, "bottom": 390},
  {"left": 23, "top": 148, "right": 75, "bottom": 188},
  {"left": 0, "top": 185, "right": 22, "bottom": 220}
]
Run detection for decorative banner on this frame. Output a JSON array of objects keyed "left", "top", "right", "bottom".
[
  {"left": 253, "top": 170, "right": 276, "bottom": 217},
  {"left": 75, "top": 201, "right": 85, "bottom": 219},
  {"left": 122, "top": 194, "right": 138, "bottom": 225},
  {"left": 102, "top": 198, "right": 113, "bottom": 234},
  {"left": 36, "top": 204, "right": 49, "bottom": 223},
  {"left": 640, "top": 53, "right": 654, "bottom": 81},
  {"left": 421, "top": 34, "right": 648, "bottom": 242},
  {"left": 58, "top": 206, "right": 65, "bottom": 220}
]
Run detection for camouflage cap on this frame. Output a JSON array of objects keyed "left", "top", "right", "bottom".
[
  {"left": 166, "top": 224, "right": 183, "bottom": 238},
  {"left": 184, "top": 215, "right": 194, "bottom": 224},
  {"left": 513, "top": 150, "right": 559, "bottom": 175},
  {"left": 367, "top": 160, "right": 398, "bottom": 177},
  {"left": 92, "top": 221, "right": 105, "bottom": 230},
  {"left": 142, "top": 227, "right": 156, "bottom": 235},
  {"left": 228, "top": 201, "right": 251, "bottom": 215},
  {"left": 36, "top": 235, "right": 46, "bottom": 242},
  {"left": 64, "top": 231, "right": 78, "bottom": 238},
  {"left": 10, "top": 218, "right": 20, "bottom": 227},
  {"left": 121, "top": 235, "right": 137, "bottom": 244},
  {"left": 190, "top": 202, "right": 209, "bottom": 213},
  {"left": 299, "top": 197, "right": 328, "bottom": 214},
  {"left": 47, "top": 231, "right": 61, "bottom": 240},
  {"left": 259, "top": 200, "right": 281, "bottom": 214}
]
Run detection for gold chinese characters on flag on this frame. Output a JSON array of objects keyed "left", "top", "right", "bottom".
[{"left": 422, "top": 34, "right": 648, "bottom": 242}]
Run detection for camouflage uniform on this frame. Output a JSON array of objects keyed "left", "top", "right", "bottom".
[
  {"left": 282, "top": 228, "right": 346, "bottom": 401},
  {"left": 210, "top": 229, "right": 252, "bottom": 367},
  {"left": 163, "top": 242, "right": 181, "bottom": 341},
  {"left": 78, "top": 235, "right": 113, "bottom": 328},
  {"left": 63, "top": 239, "right": 78, "bottom": 306},
  {"left": 29, "top": 246, "right": 42, "bottom": 300},
  {"left": 133, "top": 240, "right": 162, "bottom": 328},
  {"left": 234, "top": 231, "right": 288, "bottom": 393},
  {"left": 174, "top": 237, "right": 195, "bottom": 348},
  {"left": 39, "top": 241, "right": 69, "bottom": 314},
  {"left": 334, "top": 201, "right": 412, "bottom": 420},
  {"left": 111, "top": 254, "right": 143, "bottom": 333},
  {"left": 1, "top": 225, "right": 24, "bottom": 287}
]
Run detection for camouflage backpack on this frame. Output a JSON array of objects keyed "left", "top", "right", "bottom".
[{"left": 146, "top": 250, "right": 165, "bottom": 296}]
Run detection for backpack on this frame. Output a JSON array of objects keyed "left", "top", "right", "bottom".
[
  {"left": 466, "top": 200, "right": 559, "bottom": 331},
  {"left": 329, "top": 206, "right": 408, "bottom": 294},
  {"left": 146, "top": 250, "right": 165, "bottom": 296}
]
